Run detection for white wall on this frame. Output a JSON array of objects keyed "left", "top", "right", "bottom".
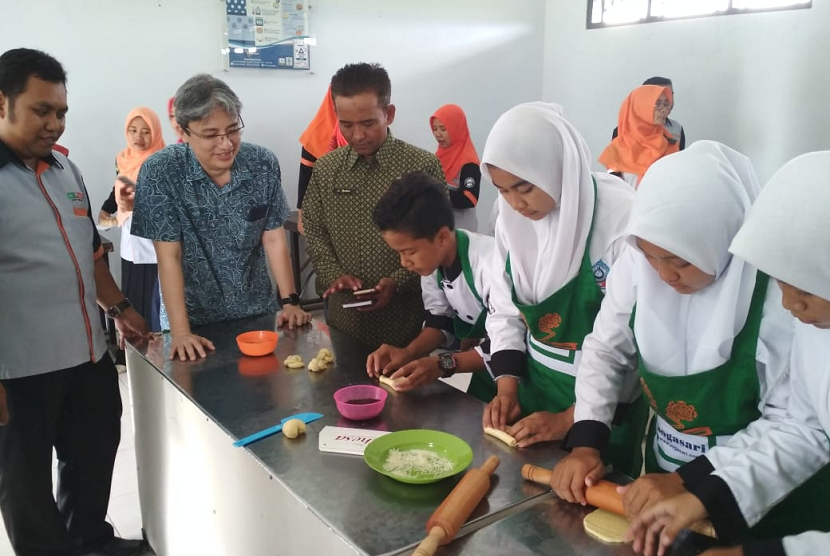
[
  {"left": 543, "top": 1, "right": 830, "bottom": 183},
  {"left": 2, "top": 0, "right": 546, "bottom": 223}
]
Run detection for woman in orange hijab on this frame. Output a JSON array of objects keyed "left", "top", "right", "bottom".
[
  {"left": 296, "top": 85, "right": 348, "bottom": 233},
  {"left": 431, "top": 104, "right": 481, "bottom": 231},
  {"left": 114, "top": 107, "right": 166, "bottom": 331},
  {"left": 599, "top": 85, "right": 679, "bottom": 188}
]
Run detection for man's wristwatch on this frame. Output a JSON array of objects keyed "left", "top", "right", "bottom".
[
  {"left": 106, "top": 298, "right": 132, "bottom": 319},
  {"left": 280, "top": 293, "right": 301, "bottom": 307},
  {"left": 437, "top": 352, "right": 458, "bottom": 378}
]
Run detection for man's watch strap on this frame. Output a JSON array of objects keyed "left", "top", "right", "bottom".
[
  {"left": 438, "top": 352, "right": 458, "bottom": 378},
  {"left": 106, "top": 298, "right": 132, "bottom": 318},
  {"left": 280, "top": 293, "right": 301, "bottom": 306}
]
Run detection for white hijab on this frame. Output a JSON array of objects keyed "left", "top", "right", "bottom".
[
  {"left": 481, "top": 102, "right": 633, "bottom": 304},
  {"left": 730, "top": 151, "right": 830, "bottom": 301},
  {"left": 630, "top": 141, "right": 762, "bottom": 375}
]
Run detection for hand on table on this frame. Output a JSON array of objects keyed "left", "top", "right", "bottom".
[
  {"left": 618, "top": 472, "right": 686, "bottom": 522},
  {"left": 277, "top": 304, "right": 312, "bottom": 330},
  {"left": 549, "top": 447, "right": 605, "bottom": 505},
  {"left": 366, "top": 344, "right": 413, "bottom": 377},
  {"left": 113, "top": 307, "right": 152, "bottom": 349},
  {"left": 508, "top": 410, "right": 571, "bottom": 448},
  {"left": 482, "top": 393, "right": 521, "bottom": 431},
  {"left": 626, "top": 491, "right": 708, "bottom": 556},
  {"left": 169, "top": 332, "right": 216, "bottom": 362},
  {"left": 390, "top": 356, "right": 442, "bottom": 391}
]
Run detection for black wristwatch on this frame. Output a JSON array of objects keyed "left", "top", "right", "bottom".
[
  {"left": 280, "top": 293, "right": 301, "bottom": 306},
  {"left": 106, "top": 298, "right": 132, "bottom": 319},
  {"left": 437, "top": 352, "right": 458, "bottom": 378}
]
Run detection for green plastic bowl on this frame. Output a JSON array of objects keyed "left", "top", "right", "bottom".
[{"left": 363, "top": 429, "right": 473, "bottom": 484}]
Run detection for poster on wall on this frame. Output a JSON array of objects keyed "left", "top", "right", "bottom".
[{"left": 226, "top": 0, "right": 311, "bottom": 70}]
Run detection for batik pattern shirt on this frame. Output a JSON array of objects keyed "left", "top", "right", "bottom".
[{"left": 132, "top": 142, "right": 290, "bottom": 328}]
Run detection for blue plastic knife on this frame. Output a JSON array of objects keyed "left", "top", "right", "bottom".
[{"left": 233, "top": 412, "right": 324, "bottom": 447}]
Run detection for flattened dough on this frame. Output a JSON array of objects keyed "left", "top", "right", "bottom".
[
  {"left": 378, "top": 375, "right": 401, "bottom": 388},
  {"left": 483, "top": 427, "right": 518, "bottom": 448},
  {"left": 583, "top": 508, "right": 629, "bottom": 544}
]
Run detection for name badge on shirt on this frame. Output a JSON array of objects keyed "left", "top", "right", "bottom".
[{"left": 333, "top": 186, "right": 355, "bottom": 195}]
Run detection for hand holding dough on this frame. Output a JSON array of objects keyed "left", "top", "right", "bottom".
[
  {"left": 378, "top": 375, "right": 401, "bottom": 389},
  {"left": 282, "top": 418, "right": 307, "bottom": 439},
  {"left": 484, "top": 427, "right": 518, "bottom": 448}
]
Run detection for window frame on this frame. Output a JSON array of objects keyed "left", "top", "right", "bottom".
[{"left": 587, "top": 0, "right": 811, "bottom": 29}]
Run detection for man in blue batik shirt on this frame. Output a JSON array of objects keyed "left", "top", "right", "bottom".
[{"left": 132, "top": 74, "right": 311, "bottom": 362}]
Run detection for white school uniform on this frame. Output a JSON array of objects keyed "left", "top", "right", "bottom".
[
  {"left": 421, "top": 228, "right": 493, "bottom": 347},
  {"left": 481, "top": 102, "right": 633, "bottom": 379},
  {"left": 687, "top": 151, "right": 830, "bottom": 554},
  {"left": 572, "top": 142, "right": 793, "bottom": 471}
]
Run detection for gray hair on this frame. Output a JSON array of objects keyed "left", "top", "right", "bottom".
[{"left": 173, "top": 73, "right": 242, "bottom": 129}]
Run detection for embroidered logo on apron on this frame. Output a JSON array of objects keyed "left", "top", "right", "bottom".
[
  {"left": 538, "top": 313, "right": 562, "bottom": 341},
  {"left": 665, "top": 400, "right": 697, "bottom": 430}
]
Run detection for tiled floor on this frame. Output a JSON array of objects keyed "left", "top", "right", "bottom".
[{"left": 0, "top": 371, "right": 146, "bottom": 556}]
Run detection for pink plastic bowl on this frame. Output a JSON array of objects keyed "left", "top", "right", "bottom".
[{"left": 333, "top": 385, "right": 387, "bottom": 421}]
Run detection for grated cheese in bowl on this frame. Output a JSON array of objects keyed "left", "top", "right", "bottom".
[{"left": 382, "top": 448, "right": 454, "bottom": 479}]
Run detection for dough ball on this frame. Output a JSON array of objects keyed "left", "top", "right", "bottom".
[
  {"left": 308, "top": 358, "right": 327, "bottom": 372},
  {"left": 282, "top": 418, "right": 306, "bottom": 439},
  {"left": 283, "top": 354, "right": 304, "bottom": 367}
]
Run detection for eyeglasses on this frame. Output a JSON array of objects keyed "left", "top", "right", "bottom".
[
  {"left": 185, "top": 117, "right": 245, "bottom": 143},
  {"left": 655, "top": 101, "right": 671, "bottom": 110}
]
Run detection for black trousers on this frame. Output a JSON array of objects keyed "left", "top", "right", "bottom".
[{"left": 0, "top": 356, "right": 122, "bottom": 556}]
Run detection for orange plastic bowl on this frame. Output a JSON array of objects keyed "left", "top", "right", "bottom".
[{"left": 236, "top": 330, "right": 278, "bottom": 357}]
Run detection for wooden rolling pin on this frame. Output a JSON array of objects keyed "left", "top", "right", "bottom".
[
  {"left": 521, "top": 464, "right": 717, "bottom": 539},
  {"left": 412, "top": 455, "right": 500, "bottom": 556}
]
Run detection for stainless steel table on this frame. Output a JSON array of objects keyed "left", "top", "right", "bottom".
[{"left": 125, "top": 314, "right": 713, "bottom": 556}]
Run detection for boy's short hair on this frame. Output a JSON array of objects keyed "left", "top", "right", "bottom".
[
  {"left": 330, "top": 63, "right": 391, "bottom": 109},
  {"left": 373, "top": 171, "right": 454, "bottom": 239}
]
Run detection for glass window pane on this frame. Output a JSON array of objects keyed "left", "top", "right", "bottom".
[
  {"left": 732, "top": 0, "right": 810, "bottom": 8},
  {"left": 591, "top": 0, "right": 604, "bottom": 23},
  {"left": 602, "top": 0, "right": 649, "bottom": 24},
  {"left": 651, "top": 0, "right": 729, "bottom": 18}
]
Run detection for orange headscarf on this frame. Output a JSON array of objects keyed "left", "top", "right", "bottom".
[
  {"left": 299, "top": 85, "right": 348, "bottom": 162},
  {"left": 115, "top": 107, "right": 165, "bottom": 225},
  {"left": 598, "top": 85, "right": 679, "bottom": 183},
  {"left": 431, "top": 104, "right": 480, "bottom": 187}
]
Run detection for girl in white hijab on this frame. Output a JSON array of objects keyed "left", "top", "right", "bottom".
[
  {"left": 481, "top": 102, "right": 648, "bottom": 477},
  {"left": 628, "top": 151, "right": 830, "bottom": 556},
  {"left": 551, "top": 141, "right": 802, "bottom": 533}
]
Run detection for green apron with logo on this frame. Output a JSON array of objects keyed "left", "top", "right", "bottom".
[
  {"left": 507, "top": 180, "right": 649, "bottom": 478},
  {"left": 437, "top": 230, "right": 493, "bottom": 402},
  {"left": 634, "top": 272, "right": 830, "bottom": 538}
]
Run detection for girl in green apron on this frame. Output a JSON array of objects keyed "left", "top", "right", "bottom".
[
  {"left": 627, "top": 151, "right": 830, "bottom": 556},
  {"left": 553, "top": 142, "right": 827, "bottom": 538},
  {"left": 367, "top": 172, "right": 494, "bottom": 392},
  {"left": 480, "top": 102, "right": 648, "bottom": 477}
]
